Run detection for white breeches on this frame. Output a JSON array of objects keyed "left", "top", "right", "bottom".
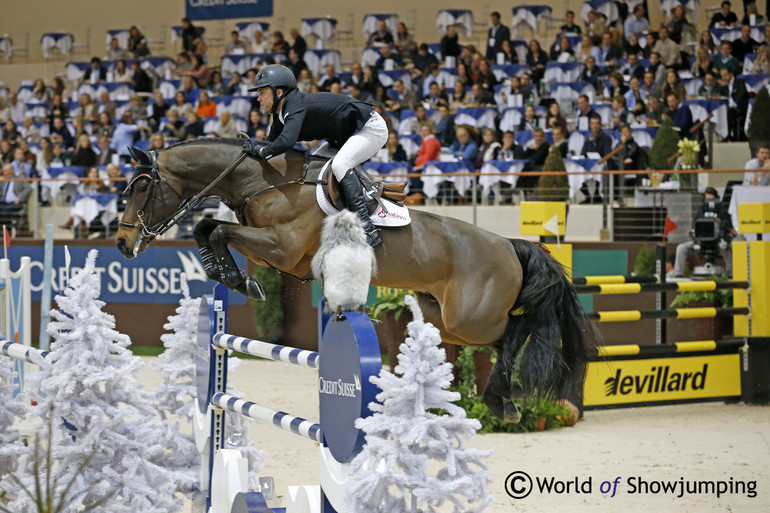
[{"left": 330, "top": 111, "right": 388, "bottom": 181}]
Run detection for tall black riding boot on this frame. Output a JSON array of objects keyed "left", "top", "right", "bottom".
[{"left": 339, "top": 169, "right": 382, "bottom": 247}]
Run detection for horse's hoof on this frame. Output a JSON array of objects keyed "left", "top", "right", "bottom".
[
  {"left": 503, "top": 400, "right": 521, "bottom": 423},
  {"left": 244, "top": 277, "right": 265, "bottom": 301}
]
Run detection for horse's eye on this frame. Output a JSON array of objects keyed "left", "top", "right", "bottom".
[{"left": 136, "top": 183, "right": 148, "bottom": 193}]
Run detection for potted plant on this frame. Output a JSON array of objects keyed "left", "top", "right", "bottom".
[
  {"left": 633, "top": 244, "right": 657, "bottom": 277},
  {"left": 670, "top": 275, "right": 734, "bottom": 340},
  {"left": 648, "top": 117, "right": 679, "bottom": 181},
  {"left": 536, "top": 145, "right": 569, "bottom": 201},
  {"left": 369, "top": 289, "right": 412, "bottom": 369},
  {"left": 747, "top": 86, "right": 770, "bottom": 158},
  {"left": 252, "top": 267, "right": 284, "bottom": 341}
]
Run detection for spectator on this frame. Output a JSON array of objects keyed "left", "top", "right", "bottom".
[
  {"left": 106, "top": 163, "right": 127, "bottom": 195},
  {"left": 498, "top": 130, "right": 522, "bottom": 160},
  {"left": 252, "top": 30, "right": 269, "bottom": 54},
  {"left": 297, "top": 69, "right": 314, "bottom": 93},
  {"left": 413, "top": 44, "right": 438, "bottom": 73},
  {"left": 271, "top": 31, "right": 290, "bottom": 55},
  {"left": 130, "top": 61, "right": 153, "bottom": 93},
  {"left": 148, "top": 131, "right": 166, "bottom": 152},
  {"left": 106, "top": 37, "right": 129, "bottom": 61},
  {"left": 449, "top": 81, "right": 470, "bottom": 111},
  {"left": 732, "top": 24, "right": 759, "bottom": 65},
  {"left": 665, "top": 93, "right": 694, "bottom": 137},
  {"left": 559, "top": 10, "right": 582, "bottom": 35},
  {"left": 6, "top": 93, "right": 24, "bottom": 124},
  {"left": 95, "top": 135, "right": 115, "bottom": 167},
  {"left": 700, "top": 30, "right": 717, "bottom": 54},
  {"left": 551, "top": 126, "right": 569, "bottom": 157},
  {"left": 173, "top": 91, "right": 193, "bottom": 117},
  {"left": 485, "top": 11, "right": 511, "bottom": 61},
  {"left": 625, "top": 33, "right": 643, "bottom": 58},
  {"left": 183, "top": 54, "right": 211, "bottom": 88},
  {"left": 95, "top": 112, "right": 115, "bottom": 140},
  {"left": 613, "top": 124, "right": 641, "bottom": 170},
  {"left": 97, "top": 90, "right": 117, "bottom": 121},
  {"left": 83, "top": 57, "right": 107, "bottom": 84},
  {"left": 585, "top": 10, "right": 606, "bottom": 38},
  {"left": 581, "top": 115, "right": 612, "bottom": 157},
  {"left": 653, "top": 27, "right": 681, "bottom": 67},
  {"left": 318, "top": 64, "right": 341, "bottom": 92},
  {"left": 195, "top": 91, "right": 217, "bottom": 118},
  {"left": 598, "top": 32, "right": 622, "bottom": 68},
  {"left": 163, "top": 109, "right": 186, "bottom": 139},
  {"left": 645, "top": 96, "right": 665, "bottom": 125},
  {"left": 176, "top": 52, "right": 192, "bottom": 76},
  {"left": 111, "top": 112, "right": 151, "bottom": 162},
  {"left": 112, "top": 59, "right": 131, "bottom": 82},
  {"left": 48, "top": 94, "right": 70, "bottom": 123},
  {"left": 225, "top": 71, "right": 243, "bottom": 95},
  {"left": 0, "top": 139, "right": 12, "bottom": 164},
  {"left": 518, "top": 127, "right": 549, "bottom": 195},
  {"left": 182, "top": 111, "right": 205, "bottom": 140},
  {"left": 643, "top": 33, "right": 657, "bottom": 58},
  {"left": 449, "top": 125, "right": 478, "bottom": 166},
  {"left": 289, "top": 28, "right": 307, "bottom": 58},
  {"left": 605, "top": 71, "right": 629, "bottom": 98},
  {"left": 752, "top": 43, "right": 770, "bottom": 73},
  {"left": 743, "top": 143, "right": 770, "bottom": 185},
  {"left": 576, "top": 35, "right": 601, "bottom": 63},
  {"left": 710, "top": 0, "right": 739, "bottom": 28},
  {"left": 551, "top": 37, "right": 575, "bottom": 62},
  {"left": 208, "top": 71, "right": 229, "bottom": 96},
  {"left": 50, "top": 117, "right": 75, "bottom": 150},
  {"left": 181, "top": 18, "right": 206, "bottom": 56},
  {"left": 662, "top": 69, "right": 686, "bottom": 101},
  {"left": 368, "top": 20, "right": 394, "bottom": 46},
  {"left": 286, "top": 48, "right": 308, "bottom": 78},
  {"left": 17, "top": 140, "right": 35, "bottom": 170},
  {"left": 576, "top": 94, "right": 598, "bottom": 130},
  {"left": 455, "top": 62, "right": 472, "bottom": 87},
  {"left": 475, "top": 59, "right": 498, "bottom": 91},
  {"left": 440, "top": 25, "right": 461, "bottom": 61},
  {"left": 371, "top": 86, "right": 392, "bottom": 110},
  {"left": 477, "top": 128, "right": 502, "bottom": 167},
  {"left": 347, "top": 83, "right": 373, "bottom": 104},
  {"left": 20, "top": 117, "right": 40, "bottom": 143},
  {"left": 35, "top": 137, "right": 53, "bottom": 174},
  {"left": 621, "top": 53, "right": 645, "bottom": 80},
  {"left": 49, "top": 143, "right": 69, "bottom": 167},
  {"left": 611, "top": 96, "right": 633, "bottom": 128},
  {"left": 2, "top": 120, "right": 20, "bottom": 144},
  {"left": 546, "top": 102, "right": 569, "bottom": 135},
  {"left": 361, "top": 65, "right": 381, "bottom": 95},
  {"left": 0, "top": 162, "right": 33, "bottom": 226},
  {"left": 742, "top": 2, "right": 765, "bottom": 25},
  {"left": 648, "top": 52, "right": 668, "bottom": 92},
  {"left": 128, "top": 94, "right": 148, "bottom": 120},
  {"left": 580, "top": 56, "right": 604, "bottom": 91},
  {"left": 375, "top": 46, "right": 404, "bottom": 70},
  {"left": 468, "top": 83, "right": 495, "bottom": 107},
  {"left": 31, "top": 79, "right": 51, "bottom": 103},
  {"left": 384, "top": 132, "right": 407, "bottom": 162},
  {"left": 349, "top": 62, "right": 364, "bottom": 87},
  {"left": 625, "top": 77, "right": 647, "bottom": 118},
  {"left": 668, "top": 5, "right": 689, "bottom": 44},
  {"left": 10, "top": 147, "right": 32, "bottom": 177},
  {"left": 526, "top": 39, "right": 549, "bottom": 82},
  {"left": 70, "top": 134, "right": 98, "bottom": 167},
  {"left": 624, "top": 5, "right": 650, "bottom": 37},
  {"left": 128, "top": 26, "right": 150, "bottom": 58},
  {"left": 693, "top": 45, "right": 716, "bottom": 77},
  {"left": 719, "top": 66, "right": 748, "bottom": 141},
  {"left": 410, "top": 105, "right": 436, "bottom": 134},
  {"left": 215, "top": 110, "right": 238, "bottom": 138},
  {"left": 518, "top": 104, "right": 540, "bottom": 132},
  {"left": 395, "top": 22, "right": 417, "bottom": 62},
  {"left": 391, "top": 79, "right": 418, "bottom": 111},
  {"left": 698, "top": 70, "right": 727, "bottom": 97},
  {"left": 412, "top": 123, "right": 441, "bottom": 195},
  {"left": 225, "top": 30, "right": 248, "bottom": 54},
  {"left": 435, "top": 104, "right": 455, "bottom": 145},
  {"left": 422, "top": 81, "right": 448, "bottom": 109}
]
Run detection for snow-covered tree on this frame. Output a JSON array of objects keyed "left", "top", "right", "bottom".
[
  {"left": 347, "top": 295, "right": 492, "bottom": 513},
  {"left": 0, "top": 355, "right": 29, "bottom": 478},
  {"left": 3, "top": 250, "right": 192, "bottom": 513},
  {"left": 153, "top": 276, "right": 265, "bottom": 493}
]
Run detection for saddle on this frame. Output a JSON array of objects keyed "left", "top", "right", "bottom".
[{"left": 322, "top": 165, "right": 408, "bottom": 214}]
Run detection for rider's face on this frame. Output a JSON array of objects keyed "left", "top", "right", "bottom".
[{"left": 256, "top": 87, "right": 274, "bottom": 113}]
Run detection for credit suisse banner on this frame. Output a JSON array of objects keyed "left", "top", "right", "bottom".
[
  {"left": 8, "top": 244, "right": 247, "bottom": 305},
  {"left": 186, "top": 0, "right": 273, "bottom": 20}
]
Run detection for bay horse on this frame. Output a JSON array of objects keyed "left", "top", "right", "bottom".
[{"left": 115, "top": 139, "right": 597, "bottom": 422}]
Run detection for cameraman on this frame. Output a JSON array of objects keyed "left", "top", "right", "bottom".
[{"left": 673, "top": 187, "right": 735, "bottom": 277}]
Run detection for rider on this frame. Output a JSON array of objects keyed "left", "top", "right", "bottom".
[{"left": 242, "top": 64, "right": 388, "bottom": 246}]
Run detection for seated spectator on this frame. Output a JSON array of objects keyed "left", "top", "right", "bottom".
[
  {"left": 163, "top": 109, "right": 186, "bottom": 139},
  {"left": 0, "top": 162, "right": 33, "bottom": 231},
  {"left": 49, "top": 143, "right": 69, "bottom": 167},
  {"left": 391, "top": 79, "right": 418, "bottom": 111},
  {"left": 20, "top": 117, "right": 41, "bottom": 143},
  {"left": 664, "top": 93, "right": 694, "bottom": 136},
  {"left": 624, "top": 5, "right": 650, "bottom": 38},
  {"left": 642, "top": 33, "right": 657, "bottom": 58},
  {"left": 97, "top": 90, "right": 117, "bottom": 121},
  {"left": 720, "top": 67, "right": 748, "bottom": 141},
  {"left": 74, "top": 93, "right": 97, "bottom": 123},
  {"left": 449, "top": 81, "right": 470, "bottom": 111},
  {"left": 347, "top": 83, "right": 373, "bottom": 104},
  {"left": 625, "top": 33, "right": 643, "bottom": 58},
  {"left": 2, "top": 120, "right": 20, "bottom": 144},
  {"left": 225, "top": 30, "right": 248, "bottom": 54},
  {"left": 581, "top": 115, "right": 612, "bottom": 157},
  {"left": 546, "top": 102, "right": 569, "bottom": 135},
  {"left": 620, "top": 53, "right": 645, "bottom": 80},
  {"left": 423, "top": 81, "right": 449, "bottom": 109},
  {"left": 520, "top": 73, "right": 539, "bottom": 105},
  {"left": 368, "top": 20, "right": 394, "bottom": 46},
  {"left": 743, "top": 143, "right": 770, "bottom": 185},
  {"left": 271, "top": 31, "right": 290, "bottom": 55},
  {"left": 70, "top": 134, "right": 98, "bottom": 167},
  {"left": 576, "top": 94, "right": 598, "bottom": 130},
  {"left": 409, "top": 105, "right": 436, "bottom": 134},
  {"left": 111, "top": 112, "right": 151, "bottom": 162},
  {"left": 6, "top": 92, "right": 24, "bottom": 124},
  {"left": 648, "top": 52, "right": 668, "bottom": 92},
  {"left": 183, "top": 54, "right": 211, "bottom": 88},
  {"left": 149, "top": 132, "right": 166, "bottom": 151},
  {"left": 226, "top": 71, "right": 243, "bottom": 95},
  {"left": 128, "top": 94, "right": 148, "bottom": 120},
  {"left": 0, "top": 139, "right": 12, "bottom": 164},
  {"left": 714, "top": 41, "right": 741, "bottom": 76},
  {"left": 580, "top": 56, "right": 604, "bottom": 91},
  {"left": 207, "top": 71, "right": 229, "bottom": 96},
  {"left": 732, "top": 24, "right": 759, "bottom": 65},
  {"left": 440, "top": 25, "right": 461, "bottom": 62},
  {"left": 752, "top": 44, "right": 770, "bottom": 74},
  {"left": 518, "top": 127, "right": 549, "bottom": 195},
  {"left": 668, "top": 5, "right": 690, "bottom": 44},
  {"left": 286, "top": 48, "right": 308, "bottom": 78},
  {"left": 17, "top": 140, "right": 36, "bottom": 170},
  {"left": 10, "top": 147, "right": 33, "bottom": 177},
  {"left": 95, "top": 112, "right": 115, "bottom": 140},
  {"left": 48, "top": 94, "right": 70, "bottom": 122},
  {"left": 559, "top": 10, "right": 582, "bottom": 35},
  {"left": 95, "top": 135, "right": 115, "bottom": 166},
  {"left": 50, "top": 116, "right": 75, "bottom": 150},
  {"left": 35, "top": 138, "right": 53, "bottom": 174},
  {"left": 585, "top": 10, "right": 606, "bottom": 38},
  {"left": 551, "top": 126, "right": 569, "bottom": 157},
  {"left": 518, "top": 105, "right": 540, "bottom": 132},
  {"left": 477, "top": 128, "right": 502, "bottom": 167},
  {"left": 128, "top": 26, "right": 150, "bottom": 58},
  {"left": 710, "top": 0, "right": 738, "bottom": 28},
  {"left": 449, "top": 125, "right": 478, "bottom": 166},
  {"left": 297, "top": 69, "right": 314, "bottom": 93},
  {"left": 395, "top": 22, "right": 417, "bottom": 62},
  {"left": 653, "top": 27, "right": 681, "bottom": 67},
  {"left": 173, "top": 91, "right": 194, "bottom": 116},
  {"left": 699, "top": 30, "right": 717, "bottom": 55},
  {"left": 106, "top": 38, "right": 130, "bottom": 61},
  {"left": 742, "top": 2, "right": 765, "bottom": 25},
  {"left": 252, "top": 30, "right": 269, "bottom": 53},
  {"left": 577, "top": 35, "right": 600, "bottom": 63},
  {"left": 361, "top": 65, "right": 381, "bottom": 95},
  {"left": 498, "top": 130, "right": 522, "bottom": 160},
  {"left": 183, "top": 111, "right": 205, "bottom": 140},
  {"left": 613, "top": 124, "right": 641, "bottom": 170},
  {"left": 645, "top": 96, "right": 664, "bottom": 125},
  {"left": 476, "top": 59, "right": 498, "bottom": 91},
  {"left": 195, "top": 91, "right": 217, "bottom": 118},
  {"left": 384, "top": 132, "right": 407, "bottom": 162},
  {"left": 435, "top": 104, "right": 455, "bottom": 145},
  {"left": 318, "top": 65, "right": 341, "bottom": 92},
  {"left": 375, "top": 46, "right": 404, "bottom": 70},
  {"left": 605, "top": 71, "right": 629, "bottom": 98},
  {"left": 693, "top": 45, "right": 716, "bottom": 77},
  {"left": 455, "top": 62, "right": 472, "bottom": 87},
  {"left": 526, "top": 39, "right": 549, "bottom": 82},
  {"left": 371, "top": 86, "right": 392, "bottom": 110},
  {"left": 412, "top": 123, "right": 442, "bottom": 195},
  {"left": 597, "top": 32, "right": 622, "bottom": 68},
  {"left": 468, "top": 83, "right": 495, "bottom": 107},
  {"left": 662, "top": 69, "right": 686, "bottom": 102},
  {"left": 83, "top": 57, "right": 107, "bottom": 84},
  {"left": 181, "top": 17, "right": 207, "bottom": 56},
  {"left": 181, "top": 76, "right": 201, "bottom": 104},
  {"left": 625, "top": 77, "right": 647, "bottom": 117},
  {"left": 551, "top": 37, "right": 576, "bottom": 63},
  {"left": 111, "top": 59, "right": 131, "bottom": 82},
  {"left": 106, "top": 163, "right": 127, "bottom": 194},
  {"left": 698, "top": 70, "right": 727, "bottom": 97},
  {"left": 216, "top": 110, "right": 238, "bottom": 138},
  {"left": 131, "top": 60, "right": 153, "bottom": 93},
  {"left": 611, "top": 96, "right": 633, "bottom": 128},
  {"left": 31, "top": 79, "right": 52, "bottom": 103}
]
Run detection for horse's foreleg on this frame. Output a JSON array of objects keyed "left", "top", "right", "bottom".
[{"left": 193, "top": 218, "right": 238, "bottom": 281}]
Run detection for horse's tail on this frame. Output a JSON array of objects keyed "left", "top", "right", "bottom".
[{"left": 504, "top": 239, "right": 600, "bottom": 399}]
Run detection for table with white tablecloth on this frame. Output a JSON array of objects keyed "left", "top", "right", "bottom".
[
  {"left": 739, "top": 74, "right": 770, "bottom": 93},
  {"left": 683, "top": 98, "right": 728, "bottom": 139},
  {"left": 454, "top": 108, "right": 498, "bottom": 131},
  {"left": 422, "top": 160, "right": 473, "bottom": 199},
  {"left": 0, "top": 37, "right": 12, "bottom": 60},
  {"left": 564, "top": 158, "right": 604, "bottom": 199},
  {"left": 363, "top": 162, "right": 411, "bottom": 190},
  {"left": 304, "top": 49, "right": 341, "bottom": 77},
  {"left": 41, "top": 32, "right": 73, "bottom": 58},
  {"left": 581, "top": 0, "right": 620, "bottom": 24},
  {"left": 479, "top": 160, "right": 527, "bottom": 196},
  {"left": 710, "top": 25, "right": 765, "bottom": 46},
  {"left": 362, "top": 14, "right": 399, "bottom": 38},
  {"left": 728, "top": 185, "right": 770, "bottom": 239},
  {"left": 301, "top": 18, "right": 338, "bottom": 49},
  {"left": 544, "top": 62, "right": 585, "bottom": 84},
  {"left": 71, "top": 193, "right": 119, "bottom": 229},
  {"left": 490, "top": 64, "right": 531, "bottom": 83},
  {"left": 42, "top": 166, "right": 86, "bottom": 201},
  {"left": 236, "top": 22, "right": 270, "bottom": 45},
  {"left": 661, "top": 0, "right": 700, "bottom": 22},
  {"left": 435, "top": 9, "right": 474, "bottom": 38},
  {"left": 498, "top": 107, "right": 547, "bottom": 132},
  {"left": 378, "top": 69, "right": 411, "bottom": 89},
  {"left": 105, "top": 29, "right": 130, "bottom": 49},
  {"left": 512, "top": 6, "right": 552, "bottom": 33}
]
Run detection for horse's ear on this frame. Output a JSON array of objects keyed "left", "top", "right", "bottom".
[{"left": 128, "top": 146, "right": 152, "bottom": 166}]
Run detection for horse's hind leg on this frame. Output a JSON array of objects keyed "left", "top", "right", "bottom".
[{"left": 482, "top": 342, "right": 524, "bottom": 423}]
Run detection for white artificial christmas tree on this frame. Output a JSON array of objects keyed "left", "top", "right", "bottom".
[
  {"left": 0, "top": 356, "right": 29, "bottom": 477},
  {"left": 4, "top": 250, "right": 193, "bottom": 513},
  {"left": 347, "top": 295, "right": 492, "bottom": 513},
  {"left": 153, "top": 276, "right": 265, "bottom": 493}
]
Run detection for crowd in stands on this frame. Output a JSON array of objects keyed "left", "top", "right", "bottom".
[{"left": 1, "top": 4, "right": 769, "bottom": 234}]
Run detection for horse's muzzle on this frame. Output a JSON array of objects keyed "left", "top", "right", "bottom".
[{"left": 115, "top": 237, "right": 136, "bottom": 259}]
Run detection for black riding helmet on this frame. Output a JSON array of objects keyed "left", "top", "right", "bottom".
[{"left": 247, "top": 64, "right": 297, "bottom": 113}]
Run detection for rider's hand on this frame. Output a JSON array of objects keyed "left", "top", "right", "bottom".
[{"left": 243, "top": 140, "right": 264, "bottom": 159}]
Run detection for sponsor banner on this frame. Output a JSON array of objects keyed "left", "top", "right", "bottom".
[
  {"left": 311, "top": 282, "right": 414, "bottom": 308},
  {"left": 185, "top": 0, "right": 273, "bottom": 21},
  {"left": 584, "top": 354, "right": 741, "bottom": 406},
  {"left": 6, "top": 245, "right": 247, "bottom": 305}
]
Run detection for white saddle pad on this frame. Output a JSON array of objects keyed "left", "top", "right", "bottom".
[{"left": 315, "top": 163, "right": 411, "bottom": 228}]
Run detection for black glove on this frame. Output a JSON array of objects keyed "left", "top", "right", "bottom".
[{"left": 243, "top": 140, "right": 264, "bottom": 158}]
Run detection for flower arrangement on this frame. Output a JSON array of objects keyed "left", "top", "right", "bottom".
[{"left": 677, "top": 138, "right": 701, "bottom": 169}]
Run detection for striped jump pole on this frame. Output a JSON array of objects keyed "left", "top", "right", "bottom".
[
  {"left": 212, "top": 333, "right": 319, "bottom": 369},
  {"left": 575, "top": 280, "right": 750, "bottom": 295},
  {"left": 589, "top": 306, "right": 750, "bottom": 322},
  {"left": 1, "top": 339, "right": 51, "bottom": 366},
  {"left": 572, "top": 275, "right": 659, "bottom": 285}
]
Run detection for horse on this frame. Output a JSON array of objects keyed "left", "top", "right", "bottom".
[{"left": 115, "top": 139, "right": 598, "bottom": 422}]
